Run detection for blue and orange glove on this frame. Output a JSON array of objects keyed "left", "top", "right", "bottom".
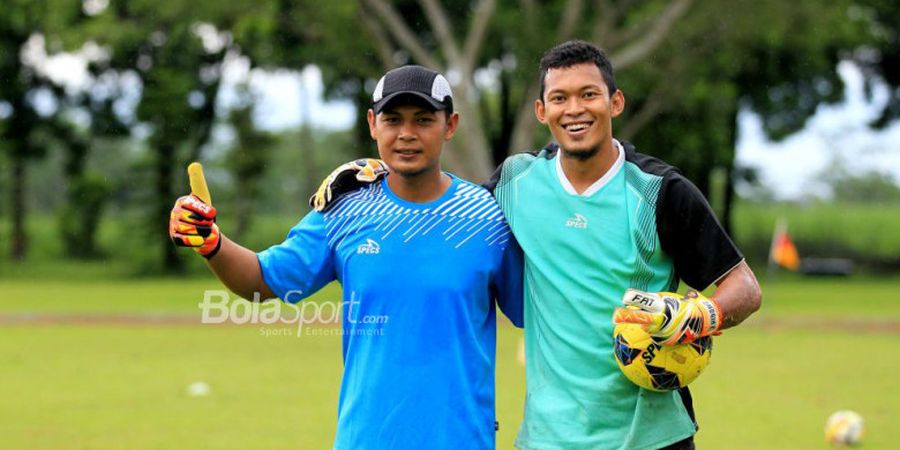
[
  {"left": 169, "top": 163, "right": 221, "bottom": 258},
  {"left": 613, "top": 289, "right": 722, "bottom": 345},
  {"left": 309, "top": 159, "right": 389, "bottom": 212}
]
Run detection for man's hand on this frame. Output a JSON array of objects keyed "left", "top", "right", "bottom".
[
  {"left": 169, "top": 195, "right": 221, "bottom": 258},
  {"left": 169, "top": 163, "right": 221, "bottom": 258},
  {"left": 309, "top": 159, "right": 389, "bottom": 212},
  {"left": 613, "top": 289, "right": 722, "bottom": 345}
]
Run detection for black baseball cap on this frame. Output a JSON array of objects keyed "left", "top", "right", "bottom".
[{"left": 372, "top": 65, "right": 454, "bottom": 115}]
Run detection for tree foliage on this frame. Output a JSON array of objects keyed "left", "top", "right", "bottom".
[
  {"left": 2, "top": 0, "right": 899, "bottom": 270},
  {"left": 0, "top": 0, "right": 85, "bottom": 260}
]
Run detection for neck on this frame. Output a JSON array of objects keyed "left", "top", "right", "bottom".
[
  {"left": 386, "top": 169, "right": 452, "bottom": 203},
  {"left": 560, "top": 140, "right": 619, "bottom": 194}
]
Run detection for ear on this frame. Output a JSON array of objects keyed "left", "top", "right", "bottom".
[
  {"left": 443, "top": 111, "right": 459, "bottom": 140},
  {"left": 610, "top": 90, "right": 625, "bottom": 118},
  {"left": 534, "top": 99, "right": 547, "bottom": 124},
  {"left": 367, "top": 109, "right": 377, "bottom": 139}
]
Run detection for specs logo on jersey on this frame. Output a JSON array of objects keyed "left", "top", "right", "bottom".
[
  {"left": 565, "top": 213, "right": 588, "bottom": 229},
  {"left": 357, "top": 238, "right": 381, "bottom": 255}
]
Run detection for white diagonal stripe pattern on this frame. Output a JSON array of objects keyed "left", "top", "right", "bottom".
[{"left": 323, "top": 180, "right": 511, "bottom": 249}]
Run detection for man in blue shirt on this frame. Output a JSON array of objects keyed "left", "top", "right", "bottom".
[{"left": 169, "top": 65, "right": 523, "bottom": 449}]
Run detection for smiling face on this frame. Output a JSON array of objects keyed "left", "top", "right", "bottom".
[
  {"left": 536, "top": 62, "right": 625, "bottom": 160},
  {"left": 367, "top": 103, "right": 458, "bottom": 178}
]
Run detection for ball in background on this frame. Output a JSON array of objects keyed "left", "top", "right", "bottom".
[
  {"left": 613, "top": 322, "right": 712, "bottom": 392},
  {"left": 187, "top": 381, "right": 211, "bottom": 397},
  {"left": 825, "top": 410, "right": 864, "bottom": 446}
]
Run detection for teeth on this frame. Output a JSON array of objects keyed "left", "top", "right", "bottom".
[{"left": 565, "top": 123, "right": 589, "bottom": 131}]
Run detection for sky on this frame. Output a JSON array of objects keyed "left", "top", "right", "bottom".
[
  {"left": 735, "top": 61, "right": 900, "bottom": 200},
  {"left": 24, "top": 37, "right": 900, "bottom": 201}
]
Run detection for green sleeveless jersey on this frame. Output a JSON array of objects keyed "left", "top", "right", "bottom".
[{"left": 489, "top": 141, "right": 742, "bottom": 450}]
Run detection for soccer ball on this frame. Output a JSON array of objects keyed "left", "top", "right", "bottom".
[
  {"left": 825, "top": 410, "right": 864, "bottom": 446},
  {"left": 613, "top": 322, "right": 712, "bottom": 391}
]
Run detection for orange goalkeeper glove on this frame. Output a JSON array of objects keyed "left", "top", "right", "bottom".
[
  {"left": 613, "top": 289, "right": 722, "bottom": 345},
  {"left": 169, "top": 194, "right": 221, "bottom": 258},
  {"left": 309, "top": 158, "right": 389, "bottom": 212},
  {"left": 169, "top": 163, "right": 220, "bottom": 258}
]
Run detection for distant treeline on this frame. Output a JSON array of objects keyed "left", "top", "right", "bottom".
[{"left": 3, "top": 194, "right": 899, "bottom": 279}]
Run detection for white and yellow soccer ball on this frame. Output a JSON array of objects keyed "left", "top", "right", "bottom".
[
  {"left": 825, "top": 410, "right": 864, "bottom": 446},
  {"left": 613, "top": 321, "right": 712, "bottom": 391}
]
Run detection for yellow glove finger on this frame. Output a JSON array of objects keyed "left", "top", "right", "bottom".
[{"left": 188, "top": 162, "right": 212, "bottom": 205}]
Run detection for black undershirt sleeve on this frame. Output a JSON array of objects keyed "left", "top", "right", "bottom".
[
  {"left": 656, "top": 173, "right": 743, "bottom": 290},
  {"left": 482, "top": 163, "right": 504, "bottom": 194}
]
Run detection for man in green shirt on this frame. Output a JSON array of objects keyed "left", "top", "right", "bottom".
[{"left": 486, "top": 40, "right": 761, "bottom": 449}]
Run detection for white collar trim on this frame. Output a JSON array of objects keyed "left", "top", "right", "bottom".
[{"left": 555, "top": 139, "right": 625, "bottom": 196}]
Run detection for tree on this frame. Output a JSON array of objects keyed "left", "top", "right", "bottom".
[
  {"left": 345, "top": 0, "right": 889, "bottom": 234},
  {"left": 225, "top": 91, "right": 275, "bottom": 241},
  {"left": 853, "top": 0, "right": 900, "bottom": 128},
  {"left": 819, "top": 157, "right": 900, "bottom": 203},
  {"left": 356, "top": 0, "right": 695, "bottom": 181},
  {"left": 232, "top": 0, "right": 386, "bottom": 163},
  {"left": 0, "top": 0, "right": 81, "bottom": 261},
  {"left": 82, "top": 0, "right": 256, "bottom": 271},
  {"left": 619, "top": 0, "right": 867, "bottom": 230}
]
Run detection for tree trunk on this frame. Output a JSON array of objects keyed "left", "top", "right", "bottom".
[
  {"left": 60, "top": 137, "right": 97, "bottom": 258},
  {"left": 446, "top": 83, "right": 494, "bottom": 182},
  {"left": 156, "top": 142, "right": 182, "bottom": 272},
  {"left": 723, "top": 167, "right": 735, "bottom": 236},
  {"left": 10, "top": 152, "right": 27, "bottom": 261},
  {"left": 508, "top": 82, "right": 542, "bottom": 154},
  {"left": 233, "top": 181, "right": 249, "bottom": 242},
  {"left": 353, "top": 76, "right": 375, "bottom": 158}
]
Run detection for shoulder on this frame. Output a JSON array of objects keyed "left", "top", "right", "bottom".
[
  {"left": 453, "top": 178, "right": 497, "bottom": 205},
  {"left": 323, "top": 181, "right": 389, "bottom": 218},
  {"left": 621, "top": 141, "right": 679, "bottom": 180},
  {"left": 503, "top": 144, "right": 557, "bottom": 173},
  {"left": 455, "top": 177, "right": 498, "bottom": 199},
  {"left": 620, "top": 141, "right": 701, "bottom": 202},
  {"left": 485, "top": 144, "right": 558, "bottom": 192},
  {"left": 451, "top": 177, "right": 506, "bottom": 218}
]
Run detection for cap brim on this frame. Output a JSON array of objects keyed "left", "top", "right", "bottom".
[{"left": 373, "top": 92, "right": 446, "bottom": 115}]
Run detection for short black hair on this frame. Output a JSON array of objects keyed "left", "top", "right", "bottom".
[{"left": 538, "top": 40, "right": 617, "bottom": 101}]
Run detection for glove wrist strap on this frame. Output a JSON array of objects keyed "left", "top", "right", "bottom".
[
  {"left": 201, "top": 235, "right": 222, "bottom": 259},
  {"left": 700, "top": 298, "right": 723, "bottom": 334}
]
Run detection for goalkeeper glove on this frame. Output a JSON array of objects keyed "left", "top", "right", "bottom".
[
  {"left": 613, "top": 289, "right": 722, "bottom": 345},
  {"left": 169, "top": 194, "right": 221, "bottom": 258},
  {"left": 309, "top": 158, "right": 389, "bottom": 212}
]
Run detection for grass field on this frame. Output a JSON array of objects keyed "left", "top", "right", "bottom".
[{"left": 1, "top": 276, "right": 898, "bottom": 449}]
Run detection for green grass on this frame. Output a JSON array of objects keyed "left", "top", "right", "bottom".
[
  {"left": 0, "top": 325, "right": 345, "bottom": 449},
  {"left": 693, "top": 327, "right": 896, "bottom": 449},
  {"left": 0, "top": 279, "right": 342, "bottom": 314},
  {"left": 0, "top": 276, "right": 897, "bottom": 449}
]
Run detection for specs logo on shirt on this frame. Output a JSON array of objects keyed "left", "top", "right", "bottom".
[
  {"left": 357, "top": 238, "right": 381, "bottom": 255},
  {"left": 565, "top": 213, "right": 588, "bottom": 229}
]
